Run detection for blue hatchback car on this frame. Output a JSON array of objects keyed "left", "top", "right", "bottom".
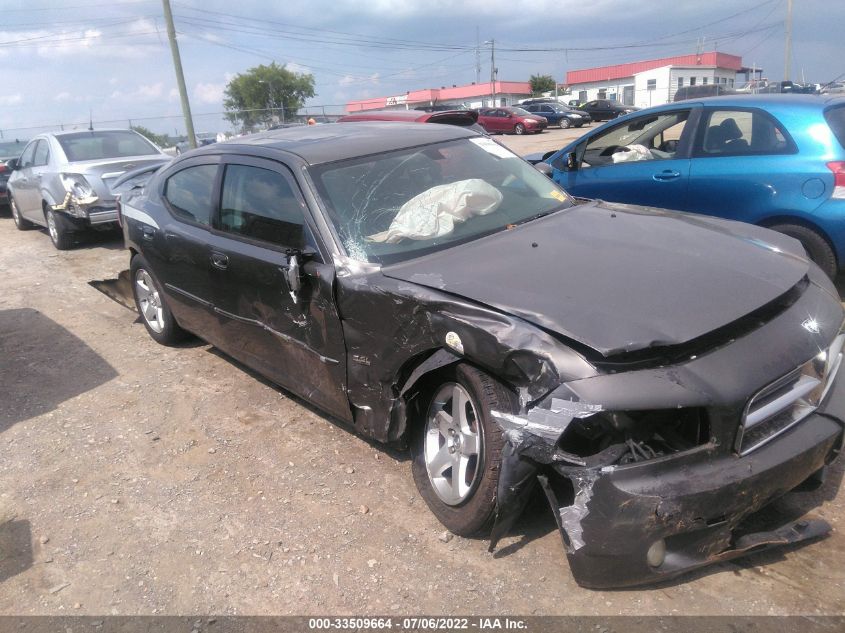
[{"left": 541, "top": 95, "right": 845, "bottom": 277}]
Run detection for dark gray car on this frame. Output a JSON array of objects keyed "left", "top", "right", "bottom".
[
  {"left": 7, "top": 129, "right": 170, "bottom": 249},
  {"left": 119, "top": 122, "right": 845, "bottom": 588}
]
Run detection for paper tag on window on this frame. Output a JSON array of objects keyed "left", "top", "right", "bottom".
[
  {"left": 549, "top": 189, "right": 567, "bottom": 202},
  {"left": 470, "top": 137, "right": 516, "bottom": 159}
]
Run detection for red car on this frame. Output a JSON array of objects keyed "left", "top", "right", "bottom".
[{"left": 476, "top": 106, "right": 547, "bottom": 135}]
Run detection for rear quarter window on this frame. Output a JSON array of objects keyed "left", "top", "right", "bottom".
[{"left": 825, "top": 105, "right": 845, "bottom": 150}]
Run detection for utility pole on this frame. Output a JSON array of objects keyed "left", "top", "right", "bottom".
[
  {"left": 475, "top": 27, "right": 481, "bottom": 85},
  {"left": 486, "top": 39, "right": 496, "bottom": 107},
  {"left": 162, "top": 0, "right": 196, "bottom": 149},
  {"left": 784, "top": 0, "right": 793, "bottom": 81}
]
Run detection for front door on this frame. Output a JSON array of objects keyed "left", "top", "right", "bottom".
[
  {"left": 207, "top": 156, "right": 350, "bottom": 421},
  {"left": 12, "top": 140, "right": 41, "bottom": 219},
  {"left": 554, "top": 107, "right": 696, "bottom": 210}
]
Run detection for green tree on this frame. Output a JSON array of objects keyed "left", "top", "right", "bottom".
[
  {"left": 131, "top": 125, "right": 169, "bottom": 148},
  {"left": 223, "top": 63, "right": 316, "bottom": 131},
  {"left": 529, "top": 74, "right": 556, "bottom": 95}
]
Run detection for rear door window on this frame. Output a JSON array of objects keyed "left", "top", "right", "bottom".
[
  {"left": 825, "top": 105, "right": 845, "bottom": 150},
  {"left": 164, "top": 165, "right": 218, "bottom": 226},
  {"left": 33, "top": 140, "right": 50, "bottom": 167},
  {"left": 694, "top": 109, "right": 795, "bottom": 156}
]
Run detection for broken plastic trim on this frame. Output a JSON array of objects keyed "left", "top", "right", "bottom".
[{"left": 492, "top": 398, "right": 603, "bottom": 442}]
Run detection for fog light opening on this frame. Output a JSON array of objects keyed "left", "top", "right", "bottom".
[{"left": 647, "top": 539, "right": 666, "bottom": 568}]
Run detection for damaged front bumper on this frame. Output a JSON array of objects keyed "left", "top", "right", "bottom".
[
  {"left": 492, "top": 399, "right": 843, "bottom": 588},
  {"left": 487, "top": 273, "right": 845, "bottom": 588}
]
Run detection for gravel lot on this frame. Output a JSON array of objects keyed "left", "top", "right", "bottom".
[{"left": 1, "top": 140, "right": 844, "bottom": 616}]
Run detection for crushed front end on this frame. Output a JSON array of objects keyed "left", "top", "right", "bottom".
[{"left": 489, "top": 274, "right": 845, "bottom": 588}]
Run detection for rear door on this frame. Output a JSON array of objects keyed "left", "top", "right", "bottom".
[
  {"left": 154, "top": 157, "right": 222, "bottom": 338},
  {"left": 554, "top": 106, "right": 697, "bottom": 209},
  {"left": 207, "top": 156, "right": 351, "bottom": 421},
  {"left": 685, "top": 107, "right": 806, "bottom": 221}
]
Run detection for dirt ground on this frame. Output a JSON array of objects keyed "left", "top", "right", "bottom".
[{"left": 1, "top": 143, "right": 845, "bottom": 616}]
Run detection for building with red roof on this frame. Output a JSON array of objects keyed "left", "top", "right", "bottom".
[{"left": 566, "top": 52, "right": 754, "bottom": 107}]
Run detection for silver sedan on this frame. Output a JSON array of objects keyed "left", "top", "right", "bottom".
[{"left": 6, "top": 129, "right": 171, "bottom": 249}]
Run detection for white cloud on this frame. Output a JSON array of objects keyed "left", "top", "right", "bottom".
[
  {"left": 285, "top": 62, "right": 310, "bottom": 75},
  {"left": 110, "top": 82, "right": 166, "bottom": 103},
  {"left": 0, "top": 93, "right": 22, "bottom": 106},
  {"left": 194, "top": 82, "right": 225, "bottom": 105},
  {"left": 54, "top": 91, "right": 71, "bottom": 102}
]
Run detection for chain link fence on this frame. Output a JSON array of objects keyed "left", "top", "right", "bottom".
[{"left": 0, "top": 106, "right": 347, "bottom": 144}]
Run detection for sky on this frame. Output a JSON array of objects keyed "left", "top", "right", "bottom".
[{"left": 1, "top": 0, "right": 843, "bottom": 139}]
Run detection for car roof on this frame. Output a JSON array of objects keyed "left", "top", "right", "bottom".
[
  {"left": 679, "top": 94, "right": 845, "bottom": 109},
  {"left": 196, "top": 122, "right": 479, "bottom": 166}
]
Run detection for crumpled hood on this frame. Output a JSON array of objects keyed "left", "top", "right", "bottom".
[{"left": 382, "top": 201, "right": 811, "bottom": 356}]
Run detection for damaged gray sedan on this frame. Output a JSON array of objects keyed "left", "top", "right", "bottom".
[{"left": 119, "top": 122, "right": 845, "bottom": 588}]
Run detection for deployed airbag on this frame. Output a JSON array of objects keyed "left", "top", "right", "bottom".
[{"left": 367, "top": 179, "right": 503, "bottom": 243}]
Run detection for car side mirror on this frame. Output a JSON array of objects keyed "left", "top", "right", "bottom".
[
  {"left": 282, "top": 247, "right": 316, "bottom": 303},
  {"left": 533, "top": 162, "right": 553, "bottom": 178},
  {"left": 5, "top": 158, "right": 19, "bottom": 171},
  {"left": 566, "top": 152, "right": 578, "bottom": 171}
]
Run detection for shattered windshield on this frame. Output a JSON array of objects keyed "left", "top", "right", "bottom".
[{"left": 310, "top": 137, "right": 573, "bottom": 264}]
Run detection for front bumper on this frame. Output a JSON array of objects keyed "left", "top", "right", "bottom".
[{"left": 543, "top": 408, "right": 843, "bottom": 588}]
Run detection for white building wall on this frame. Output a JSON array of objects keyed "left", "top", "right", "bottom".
[
  {"left": 634, "top": 66, "right": 672, "bottom": 108},
  {"left": 569, "top": 65, "right": 739, "bottom": 107}
]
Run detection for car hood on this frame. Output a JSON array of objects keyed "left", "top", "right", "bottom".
[{"left": 381, "top": 200, "right": 810, "bottom": 357}]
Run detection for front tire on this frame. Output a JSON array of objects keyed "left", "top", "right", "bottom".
[
  {"left": 411, "top": 363, "right": 516, "bottom": 536},
  {"left": 768, "top": 223, "right": 837, "bottom": 279},
  {"left": 10, "top": 196, "right": 34, "bottom": 230},
  {"left": 130, "top": 254, "right": 188, "bottom": 345},
  {"left": 514, "top": 123, "right": 525, "bottom": 135},
  {"left": 560, "top": 118, "right": 571, "bottom": 129},
  {"left": 45, "top": 208, "right": 74, "bottom": 250}
]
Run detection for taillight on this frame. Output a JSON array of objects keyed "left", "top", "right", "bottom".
[
  {"left": 829, "top": 162, "right": 845, "bottom": 199},
  {"left": 0, "top": 164, "right": 6, "bottom": 174},
  {"left": 115, "top": 195, "right": 123, "bottom": 228}
]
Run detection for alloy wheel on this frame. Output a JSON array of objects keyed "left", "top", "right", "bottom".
[
  {"left": 424, "top": 383, "right": 484, "bottom": 506},
  {"left": 135, "top": 269, "right": 165, "bottom": 333}
]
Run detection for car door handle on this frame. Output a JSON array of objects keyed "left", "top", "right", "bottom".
[
  {"left": 653, "top": 170, "right": 681, "bottom": 181},
  {"left": 210, "top": 252, "right": 229, "bottom": 270}
]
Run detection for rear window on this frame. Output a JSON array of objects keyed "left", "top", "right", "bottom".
[
  {"left": 825, "top": 105, "right": 845, "bottom": 150},
  {"left": 57, "top": 131, "right": 160, "bottom": 161}
]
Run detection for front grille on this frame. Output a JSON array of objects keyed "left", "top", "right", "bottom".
[{"left": 738, "top": 333, "right": 844, "bottom": 455}]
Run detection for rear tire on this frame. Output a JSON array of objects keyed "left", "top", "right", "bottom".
[
  {"left": 45, "top": 208, "right": 74, "bottom": 250},
  {"left": 768, "top": 223, "right": 837, "bottom": 279},
  {"left": 10, "top": 196, "right": 34, "bottom": 230},
  {"left": 130, "top": 254, "right": 188, "bottom": 345},
  {"left": 411, "top": 363, "right": 516, "bottom": 536}
]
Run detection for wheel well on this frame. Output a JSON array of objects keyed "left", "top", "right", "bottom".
[{"left": 757, "top": 215, "right": 839, "bottom": 264}]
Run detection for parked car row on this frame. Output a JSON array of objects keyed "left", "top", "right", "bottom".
[{"left": 5, "top": 100, "right": 845, "bottom": 590}]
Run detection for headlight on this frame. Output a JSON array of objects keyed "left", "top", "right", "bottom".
[{"left": 60, "top": 173, "right": 95, "bottom": 200}]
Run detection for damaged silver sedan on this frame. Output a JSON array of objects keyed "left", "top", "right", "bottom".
[
  {"left": 6, "top": 129, "right": 170, "bottom": 249},
  {"left": 119, "top": 122, "right": 845, "bottom": 588}
]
